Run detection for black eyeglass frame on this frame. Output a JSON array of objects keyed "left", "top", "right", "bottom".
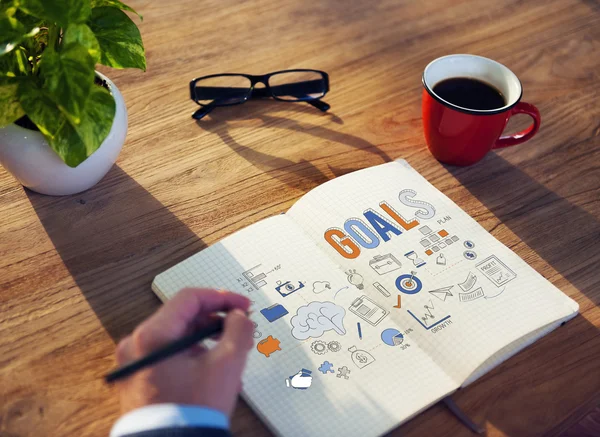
[{"left": 189, "top": 69, "right": 330, "bottom": 119}]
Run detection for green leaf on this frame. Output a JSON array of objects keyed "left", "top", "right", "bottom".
[
  {"left": 18, "top": 78, "right": 65, "bottom": 138},
  {"left": 90, "top": 0, "right": 142, "bottom": 20},
  {"left": 0, "top": 77, "right": 25, "bottom": 126},
  {"left": 0, "top": 46, "right": 29, "bottom": 76},
  {"left": 63, "top": 23, "right": 100, "bottom": 63},
  {"left": 19, "top": 79, "right": 116, "bottom": 167},
  {"left": 19, "top": 0, "right": 91, "bottom": 27},
  {"left": 0, "top": 11, "right": 39, "bottom": 56},
  {"left": 40, "top": 42, "right": 95, "bottom": 124},
  {"left": 90, "top": 7, "right": 146, "bottom": 71}
]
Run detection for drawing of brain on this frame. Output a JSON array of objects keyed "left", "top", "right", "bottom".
[{"left": 290, "top": 301, "right": 346, "bottom": 340}]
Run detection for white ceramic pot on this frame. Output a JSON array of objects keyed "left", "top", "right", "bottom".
[{"left": 0, "top": 71, "right": 127, "bottom": 196}]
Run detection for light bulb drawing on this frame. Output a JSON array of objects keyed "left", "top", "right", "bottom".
[{"left": 346, "top": 269, "right": 364, "bottom": 290}]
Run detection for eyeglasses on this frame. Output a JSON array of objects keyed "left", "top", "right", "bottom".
[{"left": 189, "top": 69, "right": 330, "bottom": 120}]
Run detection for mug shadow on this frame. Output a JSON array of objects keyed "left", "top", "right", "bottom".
[
  {"left": 439, "top": 152, "right": 600, "bottom": 436},
  {"left": 25, "top": 165, "right": 209, "bottom": 341},
  {"left": 195, "top": 100, "right": 392, "bottom": 191},
  {"left": 445, "top": 153, "right": 600, "bottom": 306}
]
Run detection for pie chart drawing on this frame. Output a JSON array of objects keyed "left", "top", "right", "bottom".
[{"left": 381, "top": 328, "right": 404, "bottom": 346}]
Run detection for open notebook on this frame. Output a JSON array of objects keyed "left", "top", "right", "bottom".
[{"left": 153, "top": 160, "right": 578, "bottom": 437}]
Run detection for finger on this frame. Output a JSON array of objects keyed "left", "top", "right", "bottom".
[
  {"left": 132, "top": 289, "right": 250, "bottom": 353},
  {"left": 115, "top": 335, "right": 134, "bottom": 365},
  {"left": 214, "top": 309, "right": 255, "bottom": 359}
]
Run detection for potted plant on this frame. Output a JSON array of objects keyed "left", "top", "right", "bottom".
[{"left": 0, "top": 0, "right": 145, "bottom": 195}]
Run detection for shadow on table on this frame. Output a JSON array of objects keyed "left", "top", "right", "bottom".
[
  {"left": 446, "top": 152, "right": 600, "bottom": 306},
  {"left": 196, "top": 100, "right": 392, "bottom": 190},
  {"left": 400, "top": 153, "right": 600, "bottom": 436},
  {"left": 25, "top": 165, "right": 211, "bottom": 341}
]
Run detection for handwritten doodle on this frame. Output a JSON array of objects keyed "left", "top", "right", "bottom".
[
  {"left": 395, "top": 271, "right": 423, "bottom": 294},
  {"left": 348, "top": 345, "right": 376, "bottom": 369},
  {"left": 324, "top": 197, "right": 424, "bottom": 260},
  {"left": 318, "top": 361, "right": 335, "bottom": 374},
  {"left": 369, "top": 254, "right": 402, "bottom": 275},
  {"left": 407, "top": 301, "right": 451, "bottom": 330},
  {"left": 463, "top": 250, "right": 477, "bottom": 260},
  {"left": 241, "top": 264, "right": 268, "bottom": 291},
  {"left": 373, "top": 282, "right": 391, "bottom": 297},
  {"left": 421, "top": 301, "right": 436, "bottom": 322},
  {"left": 476, "top": 255, "right": 517, "bottom": 286},
  {"left": 311, "top": 340, "right": 328, "bottom": 355},
  {"left": 337, "top": 366, "right": 351, "bottom": 379},
  {"left": 459, "top": 287, "right": 485, "bottom": 302},
  {"left": 312, "top": 281, "right": 331, "bottom": 294},
  {"left": 286, "top": 369, "right": 312, "bottom": 389},
  {"left": 349, "top": 295, "right": 388, "bottom": 326},
  {"left": 437, "top": 215, "right": 452, "bottom": 225},
  {"left": 381, "top": 328, "right": 404, "bottom": 346},
  {"left": 311, "top": 340, "right": 342, "bottom": 355},
  {"left": 398, "top": 189, "right": 436, "bottom": 219},
  {"left": 428, "top": 286, "right": 454, "bottom": 301},
  {"left": 290, "top": 301, "right": 346, "bottom": 340},
  {"left": 252, "top": 322, "right": 262, "bottom": 339},
  {"left": 422, "top": 228, "right": 459, "bottom": 256},
  {"left": 436, "top": 254, "right": 447, "bottom": 265},
  {"left": 484, "top": 287, "right": 506, "bottom": 299},
  {"left": 464, "top": 240, "right": 475, "bottom": 249},
  {"left": 328, "top": 341, "right": 342, "bottom": 352},
  {"left": 275, "top": 280, "right": 305, "bottom": 297},
  {"left": 260, "top": 303, "right": 288, "bottom": 322},
  {"left": 346, "top": 269, "right": 365, "bottom": 290},
  {"left": 257, "top": 335, "right": 281, "bottom": 357},
  {"left": 458, "top": 272, "right": 477, "bottom": 292},
  {"left": 334, "top": 286, "right": 349, "bottom": 300},
  {"left": 405, "top": 250, "right": 426, "bottom": 268}
]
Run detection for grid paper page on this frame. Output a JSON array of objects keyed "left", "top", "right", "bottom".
[
  {"left": 287, "top": 160, "right": 579, "bottom": 387},
  {"left": 153, "top": 215, "right": 458, "bottom": 437}
]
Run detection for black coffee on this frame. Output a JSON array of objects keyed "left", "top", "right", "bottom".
[{"left": 433, "top": 77, "right": 505, "bottom": 110}]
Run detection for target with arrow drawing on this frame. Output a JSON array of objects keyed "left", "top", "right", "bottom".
[{"left": 395, "top": 272, "right": 423, "bottom": 294}]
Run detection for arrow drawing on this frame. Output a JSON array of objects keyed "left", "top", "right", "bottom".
[
  {"left": 428, "top": 285, "right": 454, "bottom": 302},
  {"left": 484, "top": 287, "right": 506, "bottom": 299}
]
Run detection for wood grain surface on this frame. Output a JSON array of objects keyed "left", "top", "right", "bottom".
[{"left": 1, "top": 0, "right": 599, "bottom": 436}]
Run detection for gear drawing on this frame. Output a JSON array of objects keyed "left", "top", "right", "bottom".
[
  {"left": 318, "top": 361, "right": 334, "bottom": 374},
  {"left": 327, "top": 340, "right": 341, "bottom": 352},
  {"left": 311, "top": 340, "right": 327, "bottom": 355},
  {"left": 337, "top": 366, "right": 351, "bottom": 379}
]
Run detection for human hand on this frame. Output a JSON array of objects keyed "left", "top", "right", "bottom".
[{"left": 115, "top": 288, "right": 254, "bottom": 416}]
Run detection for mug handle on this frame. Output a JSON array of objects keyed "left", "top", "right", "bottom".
[{"left": 493, "top": 102, "right": 541, "bottom": 149}]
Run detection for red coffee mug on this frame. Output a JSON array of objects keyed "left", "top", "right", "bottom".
[{"left": 422, "top": 54, "right": 541, "bottom": 166}]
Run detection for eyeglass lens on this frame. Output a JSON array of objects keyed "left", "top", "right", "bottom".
[
  {"left": 194, "top": 71, "right": 326, "bottom": 106},
  {"left": 194, "top": 75, "right": 252, "bottom": 106}
]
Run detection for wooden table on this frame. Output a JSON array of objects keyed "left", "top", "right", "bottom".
[{"left": 1, "top": 0, "right": 599, "bottom": 435}]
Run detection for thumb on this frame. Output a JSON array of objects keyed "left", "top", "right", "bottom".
[{"left": 215, "top": 309, "right": 254, "bottom": 359}]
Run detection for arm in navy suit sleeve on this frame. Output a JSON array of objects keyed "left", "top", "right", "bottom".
[{"left": 110, "top": 404, "right": 231, "bottom": 437}]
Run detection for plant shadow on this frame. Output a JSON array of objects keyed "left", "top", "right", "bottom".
[
  {"left": 195, "top": 100, "right": 392, "bottom": 191},
  {"left": 25, "top": 165, "right": 210, "bottom": 341}
]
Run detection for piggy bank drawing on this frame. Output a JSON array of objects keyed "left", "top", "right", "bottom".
[{"left": 257, "top": 335, "right": 281, "bottom": 357}]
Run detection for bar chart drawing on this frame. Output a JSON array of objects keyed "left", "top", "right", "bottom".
[{"left": 242, "top": 265, "right": 268, "bottom": 290}]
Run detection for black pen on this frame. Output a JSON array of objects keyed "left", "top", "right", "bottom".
[{"left": 104, "top": 318, "right": 225, "bottom": 384}]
